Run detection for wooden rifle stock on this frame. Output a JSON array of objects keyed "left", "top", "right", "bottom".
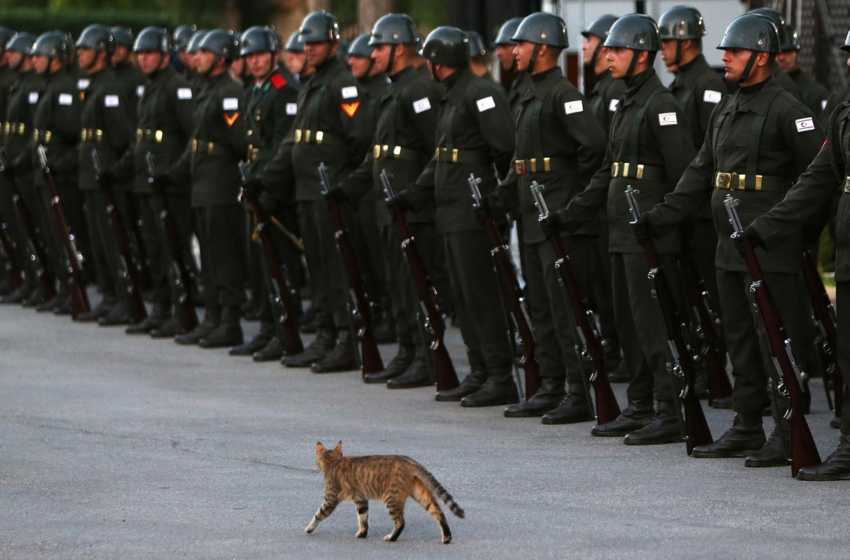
[
  {"left": 145, "top": 152, "right": 198, "bottom": 332},
  {"left": 381, "top": 170, "right": 459, "bottom": 392},
  {"left": 92, "top": 149, "right": 147, "bottom": 324},
  {"left": 530, "top": 182, "right": 620, "bottom": 423},
  {"left": 625, "top": 186, "right": 712, "bottom": 454},
  {"left": 468, "top": 174, "right": 540, "bottom": 398},
  {"left": 318, "top": 162, "right": 384, "bottom": 377},
  {"left": 723, "top": 194, "right": 820, "bottom": 476},
  {"left": 238, "top": 161, "right": 304, "bottom": 356},
  {"left": 0, "top": 221, "right": 24, "bottom": 291}
]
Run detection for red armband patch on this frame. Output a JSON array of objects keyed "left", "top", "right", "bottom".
[
  {"left": 271, "top": 74, "right": 287, "bottom": 89},
  {"left": 341, "top": 102, "right": 360, "bottom": 118}
]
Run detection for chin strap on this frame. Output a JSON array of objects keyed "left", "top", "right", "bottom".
[
  {"left": 528, "top": 44, "right": 541, "bottom": 74},
  {"left": 739, "top": 51, "right": 758, "bottom": 84},
  {"left": 430, "top": 62, "right": 440, "bottom": 82},
  {"left": 674, "top": 41, "right": 683, "bottom": 66},
  {"left": 386, "top": 44, "right": 397, "bottom": 75},
  {"left": 625, "top": 49, "right": 640, "bottom": 78},
  {"left": 590, "top": 40, "right": 603, "bottom": 71}
]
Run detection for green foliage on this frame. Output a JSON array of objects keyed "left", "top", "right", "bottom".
[{"left": 0, "top": 7, "right": 219, "bottom": 36}]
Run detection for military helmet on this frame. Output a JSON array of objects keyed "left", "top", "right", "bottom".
[
  {"left": 842, "top": 29, "right": 850, "bottom": 52},
  {"left": 748, "top": 8, "right": 788, "bottom": 49},
  {"left": 0, "top": 27, "right": 14, "bottom": 50},
  {"left": 62, "top": 31, "right": 75, "bottom": 59},
  {"left": 494, "top": 17, "right": 524, "bottom": 47},
  {"left": 581, "top": 14, "right": 619, "bottom": 40},
  {"left": 348, "top": 34, "right": 372, "bottom": 58},
  {"left": 198, "top": 29, "right": 240, "bottom": 61},
  {"left": 240, "top": 26, "right": 277, "bottom": 56},
  {"left": 781, "top": 23, "right": 800, "bottom": 52},
  {"left": 269, "top": 28, "right": 283, "bottom": 51},
  {"left": 111, "top": 26, "right": 134, "bottom": 47},
  {"left": 33, "top": 31, "right": 69, "bottom": 60},
  {"left": 186, "top": 30, "right": 208, "bottom": 54},
  {"left": 299, "top": 11, "right": 340, "bottom": 43},
  {"left": 465, "top": 30, "right": 487, "bottom": 57},
  {"left": 76, "top": 24, "right": 115, "bottom": 54},
  {"left": 173, "top": 24, "right": 197, "bottom": 52},
  {"left": 6, "top": 32, "right": 36, "bottom": 55},
  {"left": 604, "top": 14, "right": 660, "bottom": 52},
  {"left": 285, "top": 31, "right": 304, "bottom": 53},
  {"left": 369, "top": 13, "right": 418, "bottom": 46},
  {"left": 421, "top": 27, "right": 469, "bottom": 66},
  {"left": 512, "top": 12, "right": 568, "bottom": 48},
  {"left": 717, "top": 13, "right": 779, "bottom": 53},
  {"left": 658, "top": 6, "right": 706, "bottom": 40},
  {"left": 134, "top": 27, "right": 171, "bottom": 53}
]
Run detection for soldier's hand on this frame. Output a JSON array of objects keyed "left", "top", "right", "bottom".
[
  {"left": 386, "top": 190, "right": 414, "bottom": 212},
  {"left": 472, "top": 195, "right": 491, "bottom": 224},
  {"left": 538, "top": 212, "right": 562, "bottom": 237},
  {"left": 630, "top": 213, "right": 656, "bottom": 242},
  {"left": 241, "top": 177, "right": 265, "bottom": 200},
  {"left": 733, "top": 226, "right": 765, "bottom": 257}
]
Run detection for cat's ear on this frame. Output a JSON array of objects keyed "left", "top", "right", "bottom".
[
  {"left": 316, "top": 441, "right": 326, "bottom": 454},
  {"left": 334, "top": 441, "right": 343, "bottom": 454}
]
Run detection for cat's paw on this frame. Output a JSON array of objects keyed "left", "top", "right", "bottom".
[
  {"left": 442, "top": 535, "right": 452, "bottom": 544},
  {"left": 356, "top": 528, "right": 368, "bottom": 538},
  {"left": 305, "top": 523, "right": 316, "bottom": 534},
  {"left": 383, "top": 534, "right": 393, "bottom": 542}
]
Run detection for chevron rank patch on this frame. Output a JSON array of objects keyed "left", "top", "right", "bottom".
[
  {"left": 341, "top": 102, "right": 360, "bottom": 118},
  {"left": 224, "top": 112, "right": 240, "bottom": 126}
]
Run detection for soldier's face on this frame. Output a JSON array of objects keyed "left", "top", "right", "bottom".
[
  {"left": 512, "top": 41, "right": 536, "bottom": 72},
  {"left": 304, "top": 41, "right": 333, "bottom": 66},
  {"left": 348, "top": 55, "right": 371, "bottom": 79},
  {"left": 287, "top": 51, "right": 307, "bottom": 74},
  {"left": 721, "top": 48, "right": 763, "bottom": 82},
  {"left": 581, "top": 35, "right": 600, "bottom": 66},
  {"left": 137, "top": 50, "right": 164, "bottom": 75},
  {"left": 112, "top": 45, "right": 130, "bottom": 65},
  {"left": 496, "top": 45, "right": 515, "bottom": 71},
  {"left": 77, "top": 47, "right": 95, "bottom": 69},
  {"left": 6, "top": 51, "right": 22, "bottom": 70},
  {"left": 246, "top": 51, "right": 274, "bottom": 79},
  {"left": 371, "top": 43, "right": 391, "bottom": 74},
  {"left": 606, "top": 47, "right": 636, "bottom": 79},
  {"left": 776, "top": 50, "right": 797, "bottom": 72},
  {"left": 33, "top": 54, "right": 49, "bottom": 74},
  {"left": 660, "top": 39, "right": 679, "bottom": 70},
  {"left": 196, "top": 50, "right": 216, "bottom": 73}
]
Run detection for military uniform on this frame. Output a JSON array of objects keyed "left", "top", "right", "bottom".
[
  {"left": 0, "top": 63, "right": 23, "bottom": 296},
  {"left": 113, "top": 60, "right": 148, "bottom": 126},
  {"left": 507, "top": 71, "right": 532, "bottom": 116},
  {"left": 788, "top": 68, "right": 828, "bottom": 122}
]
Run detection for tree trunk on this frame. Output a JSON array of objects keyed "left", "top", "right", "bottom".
[
  {"left": 308, "top": 0, "right": 332, "bottom": 11},
  {"left": 359, "top": 0, "right": 395, "bottom": 34}
]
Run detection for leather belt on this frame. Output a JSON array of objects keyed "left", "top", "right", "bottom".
[
  {"left": 514, "top": 157, "right": 570, "bottom": 175},
  {"left": 4, "top": 122, "right": 27, "bottom": 136},
  {"left": 434, "top": 147, "right": 490, "bottom": 165},
  {"left": 293, "top": 128, "right": 342, "bottom": 146},
  {"left": 611, "top": 161, "right": 665, "bottom": 181},
  {"left": 373, "top": 144, "right": 424, "bottom": 161},
  {"left": 247, "top": 146, "right": 260, "bottom": 163},
  {"left": 192, "top": 139, "right": 219, "bottom": 154},
  {"left": 713, "top": 172, "right": 790, "bottom": 193},
  {"left": 136, "top": 128, "right": 165, "bottom": 143},
  {"left": 33, "top": 128, "right": 52, "bottom": 144},
  {"left": 81, "top": 128, "right": 103, "bottom": 142}
]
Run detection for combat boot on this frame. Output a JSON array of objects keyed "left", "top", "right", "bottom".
[
  {"left": 541, "top": 388, "right": 594, "bottom": 424},
  {"left": 175, "top": 308, "right": 221, "bottom": 345},
  {"left": 282, "top": 328, "right": 335, "bottom": 367},
  {"left": 435, "top": 366, "right": 487, "bottom": 402},
  {"left": 22, "top": 286, "right": 45, "bottom": 307},
  {"left": 253, "top": 337, "right": 282, "bottom": 362},
  {"left": 1, "top": 282, "right": 31, "bottom": 304},
  {"left": 99, "top": 302, "right": 132, "bottom": 326},
  {"left": 364, "top": 345, "right": 414, "bottom": 384},
  {"left": 199, "top": 307, "right": 244, "bottom": 348},
  {"left": 711, "top": 396, "right": 733, "bottom": 409},
  {"left": 591, "top": 399, "right": 654, "bottom": 437},
  {"left": 36, "top": 294, "right": 60, "bottom": 312},
  {"left": 744, "top": 423, "right": 791, "bottom": 468},
  {"left": 150, "top": 314, "right": 185, "bottom": 338},
  {"left": 797, "top": 433, "right": 850, "bottom": 481},
  {"left": 691, "top": 413, "right": 765, "bottom": 458},
  {"left": 53, "top": 292, "right": 73, "bottom": 315},
  {"left": 311, "top": 330, "right": 357, "bottom": 373},
  {"left": 624, "top": 402, "right": 683, "bottom": 445},
  {"left": 387, "top": 358, "right": 433, "bottom": 389},
  {"left": 461, "top": 372, "right": 518, "bottom": 407},
  {"left": 126, "top": 302, "right": 170, "bottom": 334},
  {"left": 78, "top": 297, "right": 115, "bottom": 322},
  {"left": 504, "top": 377, "right": 566, "bottom": 418},
  {"left": 230, "top": 328, "right": 273, "bottom": 356}
]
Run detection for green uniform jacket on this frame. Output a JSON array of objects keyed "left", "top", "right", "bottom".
[
  {"left": 78, "top": 67, "right": 134, "bottom": 192},
  {"left": 31, "top": 68, "right": 81, "bottom": 179},
  {"left": 822, "top": 88, "right": 850, "bottom": 125},
  {"left": 751, "top": 103, "right": 850, "bottom": 281},
  {"left": 0, "top": 66, "right": 20, "bottom": 143},
  {"left": 587, "top": 70, "right": 625, "bottom": 142},
  {"left": 410, "top": 66, "right": 515, "bottom": 234},
  {"left": 669, "top": 54, "right": 727, "bottom": 149},
  {"left": 4, "top": 70, "right": 45, "bottom": 164},
  {"left": 770, "top": 61, "right": 801, "bottom": 100},
  {"left": 496, "top": 67, "right": 606, "bottom": 244},
  {"left": 170, "top": 72, "right": 248, "bottom": 207},
  {"left": 260, "top": 56, "right": 373, "bottom": 203},
  {"left": 246, "top": 66, "right": 299, "bottom": 202},
  {"left": 557, "top": 69, "right": 694, "bottom": 254},
  {"left": 648, "top": 77, "right": 823, "bottom": 273},
  {"left": 113, "top": 61, "right": 149, "bottom": 126},
  {"left": 355, "top": 72, "right": 389, "bottom": 205},
  {"left": 508, "top": 71, "right": 532, "bottom": 117},
  {"left": 788, "top": 67, "right": 828, "bottom": 122},
  {"left": 347, "top": 65, "right": 441, "bottom": 227}
]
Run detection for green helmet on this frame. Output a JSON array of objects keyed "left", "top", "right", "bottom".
[
  {"left": 781, "top": 23, "right": 800, "bottom": 52},
  {"left": 604, "top": 14, "right": 660, "bottom": 51},
  {"left": 240, "top": 26, "right": 276, "bottom": 57},
  {"left": 173, "top": 25, "right": 196, "bottom": 52},
  {"left": 299, "top": 11, "right": 340, "bottom": 44},
  {"left": 465, "top": 30, "right": 487, "bottom": 57},
  {"left": 512, "top": 12, "right": 568, "bottom": 48},
  {"left": 658, "top": 6, "right": 706, "bottom": 40},
  {"left": 422, "top": 27, "right": 469, "bottom": 66},
  {"left": 76, "top": 24, "right": 115, "bottom": 55},
  {"left": 581, "top": 14, "right": 619, "bottom": 40},
  {"left": 285, "top": 31, "right": 304, "bottom": 53},
  {"left": 348, "top": 33, "right": 372, "bottom": 58},
  {"left": 717, "top": 13, "right": 779, "bottom": 53},
  {"left": 198, "top": 29, "right": 240, "bottom": 61},
  {"left": 33, "top": 31, "right": 68, "bottom": 60},
  {"left": 134, "top": 27, "right": 171, "bottom": 53},
  {"left": 369, "top": 13, "right": 417, "bottom": 46},
  {"left": 748, "top": 8, "right": 788, "bottom": 49},
  {"left": 6, "top": 32, "right": 36, "bottom": 55},
  {"left": 186, "top": 30, "right": 207, "bottom": 54},
  {"left": 842, "top": 30, "right": 850, "bottom": 52},
  {"left": 494, "top": 17, "right": 523, "bottom": 47},
  {"left": 111, "top": 26, "right": 134, "bottom": 47},
  {"left": 0, "top": 27, "right": 14, "bottom": 50}
]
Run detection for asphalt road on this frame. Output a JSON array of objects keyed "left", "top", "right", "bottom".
[{"left": 0, "top": 302, "right": 846, "bottom": 560}]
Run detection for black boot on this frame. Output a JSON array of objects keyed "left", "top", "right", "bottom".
[
  {"left": 175, "top": 309, "right": 221, "bottom": 345},
  {"left": 435, "top": 366, "right": 488, "bottom": 402},
  {"left": 541, "top": 390, "right": 594, "bottom": 424},
  {"left": 53, "top": 292, "right": 73, "bottom": 315},
  {"left": 150, "top": 314, "right": 185, "bottom": 338},
  {"left": 126, "top": 303, "right": 170, "bottom": 334},
  {"left": 36, "top": 295, "right": 59, "bottom": 312},
  {"left": 199, "top": 307, "right": 244, "bottom": 348},
  {"left": 461, "top": 373, "right": 519, "bottom": 408},
  {"left": 691, "top": 413, "right": 765, "bottom": 458},
  {"left": 282, "top": 328, "right": 335, "bottom": 367},
  {"left": 387, "top": 358, "right": 433, "bottom": 389},
  {"left": 230, "top": 329, "right": 273, "bottom": 356},
  {"left": 22, "top": 287, "right": 45, "bottom": 307},
  {"left": 1, "top": 283, "right": 31, "bottom": 304},
  {"left": 797, "top": 433, "right": 850, "bottom": 481},
  {"left": 623, "top": 403, "right": 683, "bottom": 445},
  {"left": 504, "top": 378, "right": 566, "bottom": 418},
  {"left": 310, "top": 331, "right": 357, "bottom": 373},
  {"left": 711, "top": 396, "right": 733, "bottom": 409},
  {"left": 99, "top": 302, "right": 132, "bottom": 326},
  {"left": 253, "top": 337, "right": 282, "bottom": 362},
  {"left": 591, "top": 399, "right": 654, "bottom": 437},
  {"left": 744, "top": 424, "right": 791, "bottom": 468},
  {"left": 78, "top": 298, "right": 115, "bottom": 322},
  {"left": 364, "top": 345, "right": 415, "bottom": 384},
  {"left": 607, "top": 359, "right": 630, "bottom": 383}
]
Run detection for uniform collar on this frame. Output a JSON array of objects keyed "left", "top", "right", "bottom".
[
  {"left": 530, "top": 67, "right": 561, "bottom": 100},
  {"left": 621, "top": 69, "right": 659, "bottom": 108},
  {"left": 734, "top": 76, "right": 778, "bottom": 115},
  {"left": 389, "top": 65, "right": 415, "bottom": 83},
  {"left": 442, "top": 65, "right": 473, "bottom": 101}
]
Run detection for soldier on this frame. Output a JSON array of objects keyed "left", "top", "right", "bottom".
[
  {"left": 228, "top": 25, "right": 301, "bottom": 361},
  {"left": 172, "top": 24, "right": 197, "bottom": 75},
  {"left": 159, "top": 30, "right": 248, "bottom": 348},
  {"left": 107, "top": 27, "right": 197, "bottom": 337},
  {"left": 485, "top": 13, "right": 607, "bottom": 421},
  {"left": 635, "top": 14, "right": 823, "bottom": 467},
  {"left": 748, "top": 8, "right": 802, "bottom": 100},
  {"left": 465, "top": 30, "right": 491, "bottom": 79},
  {"left": 393, "top": 27, "right": 518, "bottom": 406},
  {"left": 111, "top": 26, "right": 148, "bottom": 125},
  {"left": 493, "top": 17, "right": 532, "bottom": 116},
  {"left": 777, "top": 23, "right": 828, "bottom": 122},
  {"left": 284, "top": 31, "right": 313, "bottom": 83},
  {"left": 185, "top": 30, "right": 208, "bottom": 93},
  {"left": 0, "top": 26, "right": 20, "bottom": 298},
  {"left": 244, "top": 11, "right": 373, "bottom": 372},
  {"left": 542, "top": 14, "right": 696, "bottom": 444}
]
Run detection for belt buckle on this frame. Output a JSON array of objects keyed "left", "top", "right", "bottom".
[
  {"left": 192, "top": 139, "right": 198, "bottom": 153},
  {"left": 543, "top": 157, "right": 551, "bottom": 172},
  {"left": 305, "top": 130, "right": 312, "bottom": 143},
  {"left": 622, "top": 163, "right": 630, "bottom": 178},
  {"left": 315, "top": 131, "right": 324, "bottom": 145},
  {"left": 373, "top": 145, "right": 381, "bottom": 159},
  {"left": 754, "top": 175, "right": 762, "bottom": 191},
  {"left": 715, "top": 172, "right": 731, "bottom": 190},
  {"left": 136, "top": 128, "right": 143, "bottom": 141},
  {"left": 44, "top": 130, "right": 51, "bottom": 143},
  {"left": 381, "top": 145, "right": 389, "bottom": 158},
  {"left": 207, "top": 141, "right": 214, "bottom": 154},
  {"left": 95, "top": 130, "right": 103, "bottom": 142},
  {"left": 392, "top": 146, "right": 401, "bottom": 159},
  {"left": 294, "top": 129, "right": 302, "bottom": 143},
  {"left": 529, "top": 158, "right": 537, "bottom": 173},
  {"left": 155, "top": 130, "right": 163, "bottom": 143},
  {"left": 636, "top": 164, "right": 644, "bottom": 180},
  {"left": 18, "top": 123, "right": 25, "bottom": 135},
  {"left": 515, "top": 160, "right": 527, "bottom": 175},
  {"left": 611, "top": 162, "right": 619, "bottom": 177},
  {"left": 452, "top": 149, "right": 458, "bottom": 163}
]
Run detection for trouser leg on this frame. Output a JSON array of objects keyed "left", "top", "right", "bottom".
[{"left": 204, "top": 204, "right": 247, "bottom": 309}]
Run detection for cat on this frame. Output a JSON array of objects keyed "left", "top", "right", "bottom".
[{"left": 305, "top": 441, "right": 465, "bottom": 543}]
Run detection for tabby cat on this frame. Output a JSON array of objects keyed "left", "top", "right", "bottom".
[{"left": 305, "top": 441, "right": 465, "bottom": 543}]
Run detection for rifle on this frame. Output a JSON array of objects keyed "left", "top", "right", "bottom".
[
  {"left": 678, "top": 242, "right": 733, "bottom": 406},
  {"left": 35, "top": 145, "right": 91, "bottom": 319},
  {"left": 0, "top": 221, "right": 24, "bottom": 291},
  {"left": 625, "top": 185, "right": 712, "bottom": 454},
  {"left": 724, "top": 194, "right": 821, "bottom": 476},
  {"left": 801, "top": 248, "right": 843, "bottom": 418},
  {"left": 0, "top": 148, "right": 57, "bottom": 301},
  {"left": 124, "top": 192, "right": 154, "bottom": 292},
  {"left": 318, "top": 162, "right": 384, "bottom": 377},
  {"left": 381, "top": 170, "right": 459, "bottom": 392},
  {"left": 467, "top": 173, "right": 540, "bottom": 400},
  {"left": 145, "top": 152, "right": 198, "bottom": 333},
  {"left": 238, "top": 161, "right": 304, "bottom": 356},
  {"left": 91, "top": 148, "right": 147, "bottom": 324},
  {"left": 530, "top": 182, "right": 621, "bottom": 423}
]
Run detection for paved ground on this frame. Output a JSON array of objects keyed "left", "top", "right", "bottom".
[{"left": 0, "top": 301, "right": 846, "bottom": 560}]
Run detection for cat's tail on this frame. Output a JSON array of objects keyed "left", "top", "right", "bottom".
[{"left": 411, "top": 461, "right": 465, "bottom": 518}]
